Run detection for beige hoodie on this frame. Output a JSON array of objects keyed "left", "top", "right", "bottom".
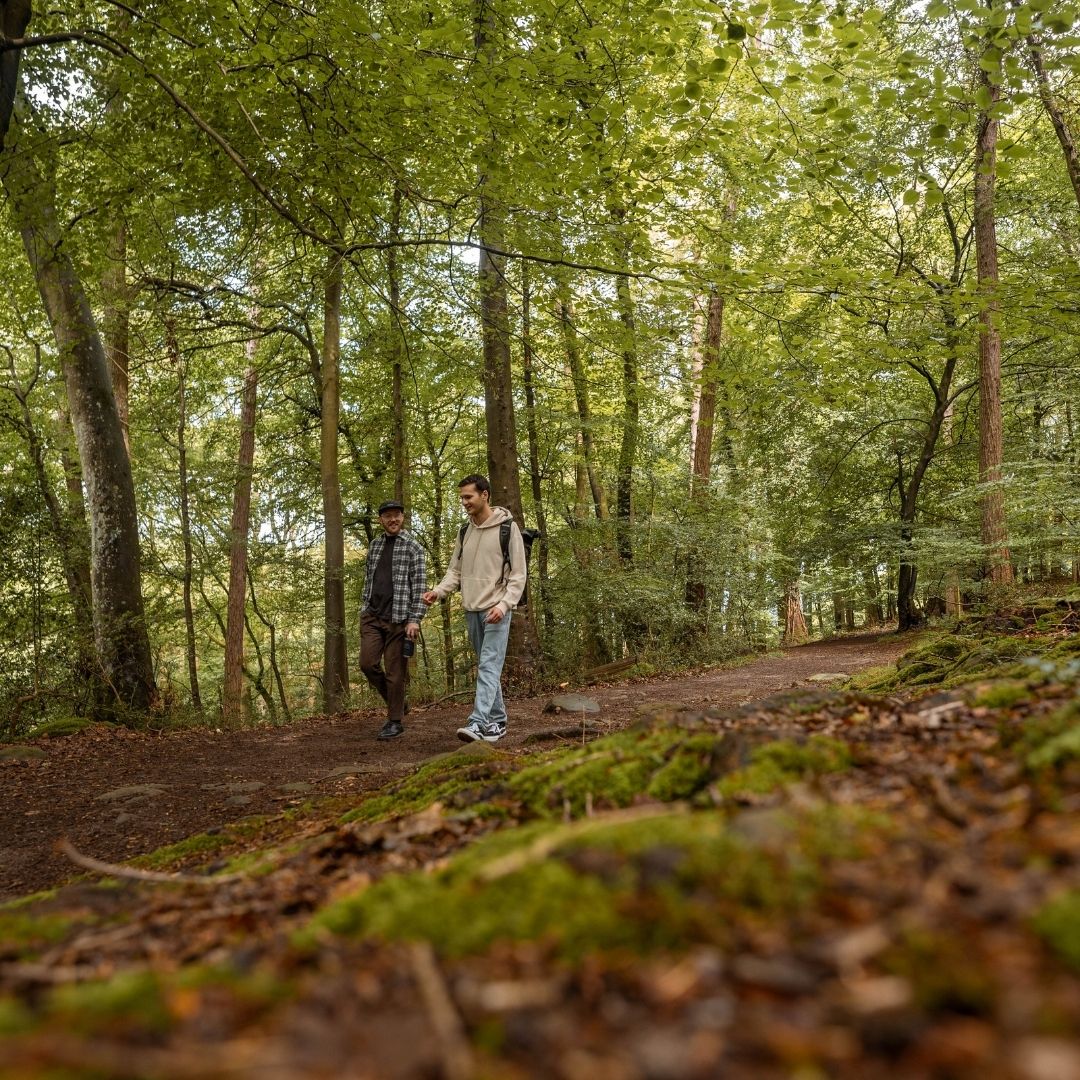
[{"left": 430, "top": 506, "right": 527, "bottom": 614}]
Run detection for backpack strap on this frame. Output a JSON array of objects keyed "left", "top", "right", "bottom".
[
  {"left": 456, "top": 523, "right": 469, "bottom": 562},
  {"left": 499, "top": 520, "right": 512, "bottom": 583}
]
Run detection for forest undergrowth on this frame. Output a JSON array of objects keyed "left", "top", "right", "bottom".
[{"left": 0, "top": 596, "right": 1078, "bottom": 1079}]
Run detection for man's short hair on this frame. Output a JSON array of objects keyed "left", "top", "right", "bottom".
[{"left": 458, "top": 473, "right": 490, "bottom": 495}]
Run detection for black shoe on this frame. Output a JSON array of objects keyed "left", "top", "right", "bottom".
[{"left": 377, "top": 719, "right": 405, "bottom": 740}]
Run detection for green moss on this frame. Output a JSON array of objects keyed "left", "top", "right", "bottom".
[
  {"left": 0, "top": 996, "right": 33, "bottom": 1035},
  {"left": 175, "top": 963, "right": 293, "bottom": 1007},
  {"left": 0, "top": 889, "right": 58, "bottom": 912},
  {"left": 302, "top": 806, "right": 878, "bottom": 960},
  {"left": 0, "top": 911, "right": 78, "bottom": 957},
  {"left": 29, "top": 716, "right": 96, "bottom": 739},
  {"left": 129, "top": 831, "right": 232, "bottom": 871},
  {"left": 884, "top": 928, "right": 994, "bottom": 1015},
  {"left": 972, "top": 680, "right": 1032, "bottom": 710},
  {"left": 846, "top": 665, "right": 899, "bottom": 693},
  {"left": 50, "top": 971, "right": 171, "bottom": 1034},
  {"left": 340, "top": 751, "right": 512, "bottom": 825},
  {"left": 1019, "top": 701, "right": 1080, "bottom": 771},
  {"left": 1032, "top": 890, "right": 1080, "bottom": 972}
]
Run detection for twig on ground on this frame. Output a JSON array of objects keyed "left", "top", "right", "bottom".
[
  {"left": 56, "top": 837, "right": 241, "bottom": 886},
  {"left": 409, "top": 941, "right": 475, "bottom": 1080},
  {"left": 416, "top": 690, "right": 474, "bottom": 709}
]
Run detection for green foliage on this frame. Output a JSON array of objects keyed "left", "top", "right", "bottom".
[
  {"left": 0, "top": 0, "right": 1077, "bottom": 730},
  {"left": 1032, "top": 890, "right": 1080, "bottom": 972}
]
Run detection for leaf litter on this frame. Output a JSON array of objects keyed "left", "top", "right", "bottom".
[{"left": 0, "top": 617, "right": 1078, "bottom": 1078}]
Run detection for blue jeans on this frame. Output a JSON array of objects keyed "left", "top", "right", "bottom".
[{"left": 464, "top": 610, "right": 512, "bottom": 726}]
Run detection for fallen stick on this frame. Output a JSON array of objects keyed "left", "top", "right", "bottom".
[
  {"left": 409, "top": 941, "right": 475, "bottom": 1080},
  {"left": 56, "top": 837, "right": 241, "bottom": 886}
]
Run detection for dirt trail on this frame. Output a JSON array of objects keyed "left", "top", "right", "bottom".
[{"left": 0, "top": 633, "right": 907, "bottom": 900}]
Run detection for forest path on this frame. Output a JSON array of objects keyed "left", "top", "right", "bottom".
[{"left": 0, "top": 632, "right": 909, "bottom": 900}]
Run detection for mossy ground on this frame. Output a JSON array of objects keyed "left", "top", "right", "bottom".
[{"left": 1, "top": 603, "right": 1078, "bottom": 1076}]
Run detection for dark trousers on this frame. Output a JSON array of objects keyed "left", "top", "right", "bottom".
[{"left": 360, "top": 612, "right": 409, "bottom": 722}]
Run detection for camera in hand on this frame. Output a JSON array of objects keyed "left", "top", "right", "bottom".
[{"left": 403, "top": 637, "right": 415, "bottom": 659}]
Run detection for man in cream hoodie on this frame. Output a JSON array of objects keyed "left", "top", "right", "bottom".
[{"left": 423, "top": 473, "right": 526, "bottom": 743}]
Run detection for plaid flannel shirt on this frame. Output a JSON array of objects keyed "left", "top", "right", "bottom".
[{"left": 361, "top": 530, "right": 427, "bottom": 625}]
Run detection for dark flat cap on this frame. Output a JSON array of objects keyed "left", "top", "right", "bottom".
[{"left": 377, "top": 500, "right": 405, "bottom": 514}]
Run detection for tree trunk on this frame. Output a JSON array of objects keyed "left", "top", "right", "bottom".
[
  {"left": 388, "top": 183, "right": 409, "bottom": 509},
  {"left": 558, "top": 284, "right": 604, "bottom": 521},
  {"left": 614, "top": 228, "right": 639, "bottom": 565},
  {"left": 973, "top": 62, "right": 1014, "bottom": 585},
  {"left": 1, "top": 88, "right": 155, "bottom": 717},
  {"left": 430, "top": 471, "right": 456, "bottom": 692},
  {"left": 7, "top": 374, "right": 96, "bottom": 704},
  {"left": 686, "top": 288, "right": 725, "bottom": 615},
  {"left": 321, "top": 252, "right": 349, "bottom": 714},
  {"left": 249, "top": 568, "right": 290, "bottom": 722},
  {"left": 1027, "top": 34, "right": 1080, "bottom": 211},
  {"left": 166, "top": 317, "right": 202, "bottom": 711},
  {"left": 222, "top": 359, "right": 258, "bottom": 724},
  {"left": 782, "top": 579, "right": 809, "bottom": 644},
  {"left": 474, "top": 0, "right": 538, "bottom": 678},
  {"left": 862, "top": 565, "right": 884, "bottom": 627},
  {"left": 521, "top": 262, "right": 554, "bottom": 641}
]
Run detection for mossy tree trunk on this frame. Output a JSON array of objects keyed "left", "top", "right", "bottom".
[{"left": 2, "top": 63, "right": 155, "bottom": 718}]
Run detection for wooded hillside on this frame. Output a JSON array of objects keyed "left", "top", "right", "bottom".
[{"left": 1, "top": 0, "right": 1078, "bottom": 731}]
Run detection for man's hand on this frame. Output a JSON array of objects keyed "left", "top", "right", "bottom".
[
  {"left": 406, "top": 621, "right": 420, "bottom": 640},
  {"left": 485, "top": 605, "right": 504, "bottom": 624},
  {"left": 422, "top": 590, "right": 439, "bottom": 606}
]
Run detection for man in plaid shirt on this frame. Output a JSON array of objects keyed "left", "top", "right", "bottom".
[{"left": 360, "top": 500, "right": 426, "bottom": 740}]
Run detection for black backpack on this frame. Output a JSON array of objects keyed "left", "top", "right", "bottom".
[{"left": 457, "top": 520, "right": 542, "bottom": 610}]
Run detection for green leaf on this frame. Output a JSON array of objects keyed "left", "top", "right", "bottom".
[
  {"left": 902, "top": 188, "right": 920, "bottom": 205},
  {"left": 727, "top": 23, "right": 747, "bottom": 40}
]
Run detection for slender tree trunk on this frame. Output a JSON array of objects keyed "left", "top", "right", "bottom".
[
  {"left": 7, "top": 378, "right": 96, "bottom": 702},
  {"left": 686, "top": 288, "right": 725, "bottom": 615},
  {"left": 2, "top": 89, "right": 155, "bottom": 717},
  {"left": 690, "top": 290, "right": 725, "bottom": 499},
  {"left": 167, "top": 317, "right": 202, "bottom": 711},
  {"left": 249, "top": 568, "right": 290, "bottom": 722},
  {"left": 56, "top": 407, "right": 93, "bottom": 628},
  {"left": 388, "top": 183, "right": 409, "bottom": 509},
  {"left": 862, "top": 565, "right": 884, "bottom": 627},
  {"left": 1027, "top": 34, "right": 1080, "bottom": 211},
  {"left": 321, "top": 252, "right": 349, "bottom": 714},
  {"left": 558, "top": 285, "right": 604, "bottom": 521},
  {"left": 222, "top": 358, "right": 259, "bottom": 724},
  {"left": 521, "top": 263, "right": 554, "bottom": 642},
  {"left": 613, "top": 224, "right": 640, "bottom": 565},
  {"left": 973, "top": 63, "right": 1014, "bottom": 585},
  {"left": 430, "top": 471, "right": 455, "bottom": 692}
]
